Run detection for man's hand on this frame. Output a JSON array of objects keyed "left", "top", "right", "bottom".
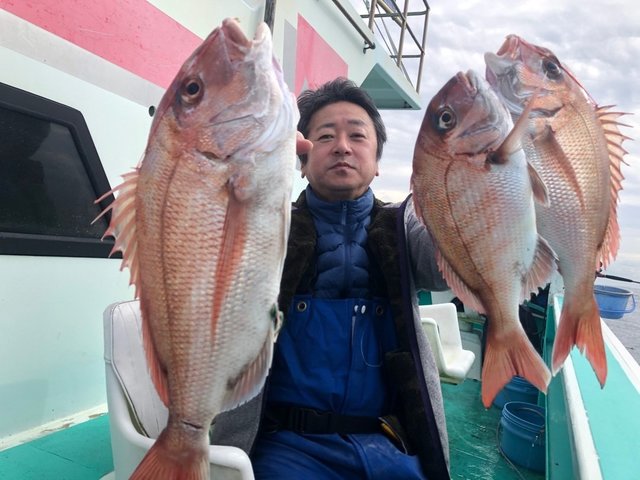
[{"left": 296, "top": 132, "right": 313, "bottom": 156}]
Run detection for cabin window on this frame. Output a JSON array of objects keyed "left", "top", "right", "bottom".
[{"left": 0, "top": 82, "right": 116, "bottom": 258}]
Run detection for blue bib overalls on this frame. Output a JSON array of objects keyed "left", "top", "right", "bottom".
[{"left": 251, "top": 295, "right": 426, "bottom": 479}]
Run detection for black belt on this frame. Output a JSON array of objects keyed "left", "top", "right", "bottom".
[{"left": 264, "top": 405, "right": 381, "bottom": 434}]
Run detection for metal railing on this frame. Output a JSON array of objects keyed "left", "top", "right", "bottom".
[{"left": 335, "top": 0, "right": 430, "bottom": 93}]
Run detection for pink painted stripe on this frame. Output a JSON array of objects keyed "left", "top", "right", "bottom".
[{"left": 0, "top": 0, "right": 203, "bottom": 88}]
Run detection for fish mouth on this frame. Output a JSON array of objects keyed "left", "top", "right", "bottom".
[
  {"left": 253, "top": 22, "right": 270, "bottom": 43},
  {"left": 484, "top": 37, "right": 528, "bottom": 115},
  {"left": 449, "top": 70, "right": 510, "bottom": 152},
  {"left": 457, "top": 71, "right": 475, "bottom": 93},
  {"left": 459, "top": 70, "right": 488, "bottom": 96},
  {"left": 221, "top": 18, "right": 252, "bottom": 49},
  {"left": 496, "top": 34, "right": 521, "bottom": 57},
  {"left": 485, "top": 34, "right": 522, "bottom": 78},
  {"left": 220, "top": 18, "right": 273, "bottom": 63},
  {"left": 221, "top": 17, "right": 270, "bottom": 50}
]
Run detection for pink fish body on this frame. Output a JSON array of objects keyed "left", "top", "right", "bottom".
[
  {"left": 485, "top": 35, "right": 630, "bottom": 385},
  {"left": 411, "top": 70, "right": 556, "bottom": 407},
  {"left": 97, "top": 18, "right": 297, "bottom": 479}
]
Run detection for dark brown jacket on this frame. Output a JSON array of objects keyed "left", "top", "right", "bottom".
[{"left": 212, "top": 191, "right": 451, "bottom": 479}]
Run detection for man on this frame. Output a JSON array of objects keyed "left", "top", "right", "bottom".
[{"left": 212, "top": 78, "right": 451, "bottom": 479}]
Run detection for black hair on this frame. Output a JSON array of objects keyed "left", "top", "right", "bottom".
[{"left": 297, "top": 77, "right": 386, "bottom": 164}]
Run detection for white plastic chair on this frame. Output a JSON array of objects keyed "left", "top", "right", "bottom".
[
  {"left": 102, "top": 300, "right": 254, "bottom": 480},
  {"left": 420, "top": 303, "right": 476, "bottom": 384}
]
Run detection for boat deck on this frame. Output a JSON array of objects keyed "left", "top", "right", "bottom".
[
  {"left": 0, "top": 414, "right": 112, "bottom": 480},
  {"left": 0, "top": 380, "right": 542, "bottom": 480},
  {"left": 441, "top": 380, "right": 544, "bottom": 480}
]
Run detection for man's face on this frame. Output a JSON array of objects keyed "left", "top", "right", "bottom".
[{"left": 301, "top": 101, "right": 379, "bottom": 202}]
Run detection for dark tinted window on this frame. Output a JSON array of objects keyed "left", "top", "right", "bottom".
[{"left": 0, "top": 82, "right": 116, "bottom": 257}]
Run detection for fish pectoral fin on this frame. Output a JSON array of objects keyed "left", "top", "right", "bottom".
[
  {"left": 221, "top": 326, "right": 275, "bottom": 412},
  {"left": 211, "top": 194, "right": 247, "bottom": 337},
  {"left": 527, "top": 162, "right": 550, "bottom": 206},
  {"left": 436, "top": 250, "right": 486, "bottom": 314},
  {"left": 521, "top": 235, "right": 557, "bottom": 300},
  {"left": 93, "top": 169, "right": 142, "bottom": 297},
  {"left": 481, "top": 327, "right": 551, "bottom": 408},
  {"left": 495, "top": 83, "right": 544, "bottom": 160},
  {"left": 533, "top": 126, "right": 585, "bottom": 209}
]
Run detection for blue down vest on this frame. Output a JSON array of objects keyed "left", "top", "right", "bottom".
[{"left": 305, "top": 187, "right": 373, "bottom": 299}]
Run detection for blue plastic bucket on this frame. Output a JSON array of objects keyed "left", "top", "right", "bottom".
[
  {"left": 500, "top": 401, "right": 545, "bottom": 473},
  {"left": 594, "top": 285, "right": 636, "bottom": 319},
  {"left": 493, "top": 376, "right": 539, "bottom": 409}
]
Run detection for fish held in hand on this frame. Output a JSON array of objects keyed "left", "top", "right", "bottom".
[
  {"left": 485, "top": 35, "right": 631, "bottom": 386},
  {"left": 96, "top": 18, "right": 297, "bottom": 480},
  {"left": 411, "top": 70, "right": 556, "bottom": 408}
]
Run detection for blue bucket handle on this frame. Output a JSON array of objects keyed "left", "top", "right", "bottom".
[{"left": 627, "top": 294, "right": 637, "bottom": 314}]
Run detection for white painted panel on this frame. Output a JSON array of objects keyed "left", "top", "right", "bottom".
[
  {"left": 149, "top": 0, "right": 265, "bottom": 38},
  {"left": 0, "top": 255, "right": 134, "bottom": 440},
  {"left": 0, "top": 42, "right": 146, "bottom": 440}
]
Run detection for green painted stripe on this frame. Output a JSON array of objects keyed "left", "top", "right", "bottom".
[
  {"left": 570, "top": 344, "right": 640, "bottom": 478},
  {"left": 547, "top": 294, "right": 640, "bottom": 479},
  {"left": 543, "top": 302, "right": 577, "bottom": 480}
]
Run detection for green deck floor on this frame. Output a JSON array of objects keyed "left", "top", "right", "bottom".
[
  {"left": 2, "top": 382, "right": 544, "bottom": 480},
  {"left": 0, "top": 414, "right": 113, "bottom": 480},
  {"left": 442, "top": 380, "right": 545, "bottom": 480}
]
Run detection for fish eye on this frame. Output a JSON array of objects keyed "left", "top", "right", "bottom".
[
  {"left": 542, "top": 58, "right": 562, "bottom": 80},
  {"left": 180, "top": 77, "right": 204, "bottom": 104},
  {"left": 436, "top": 107, "right": 456, "bottom": 131}
]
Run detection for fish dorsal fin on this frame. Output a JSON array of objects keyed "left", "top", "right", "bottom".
[
  {"left": 527, "top": 162, "right": 550, "bottom": 206},
  {"left": 93, "top": 170, "right": 142, "bottom": 297},
  {"left": 94, "top": 170, "right": 171, "bottom": 404},
  {"left": 436, "top": 250, "right": 486, "bottom": 314},
  {"left": 596, "top": 106, "right": 631, "bottom": 268},
  {"left": 221, "top": 320, "right": 276, "bottom": 412},
  {"left": 94, "top": 171, "right": 170, "bottom": 404},
  {"left": 521, "top": 234, "right": 557, "bottom": 301}
]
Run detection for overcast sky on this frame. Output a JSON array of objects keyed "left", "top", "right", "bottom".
[{"left": 368, "top": 0, "right": 640, "bottom": 280}]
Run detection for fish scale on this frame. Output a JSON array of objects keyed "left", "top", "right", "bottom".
[
  {"left": 411, "top": 70, "right": 556, "bottom": 408},
  {"left": 96, "top": 17, "right": 297, "bottom": 480},
  {"left": 485, "top": 34, "right": 630, "bottom": 387}
]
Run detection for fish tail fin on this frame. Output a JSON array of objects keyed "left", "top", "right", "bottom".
[
  {"left": 481, "top": 326, "right": 551, "bottom": 408},
  {"left": 552, "top": 295, "right": 607, "bottom": 386},
  {"left": 130, "top": 426, "right": 209, "bottom": 480}
]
